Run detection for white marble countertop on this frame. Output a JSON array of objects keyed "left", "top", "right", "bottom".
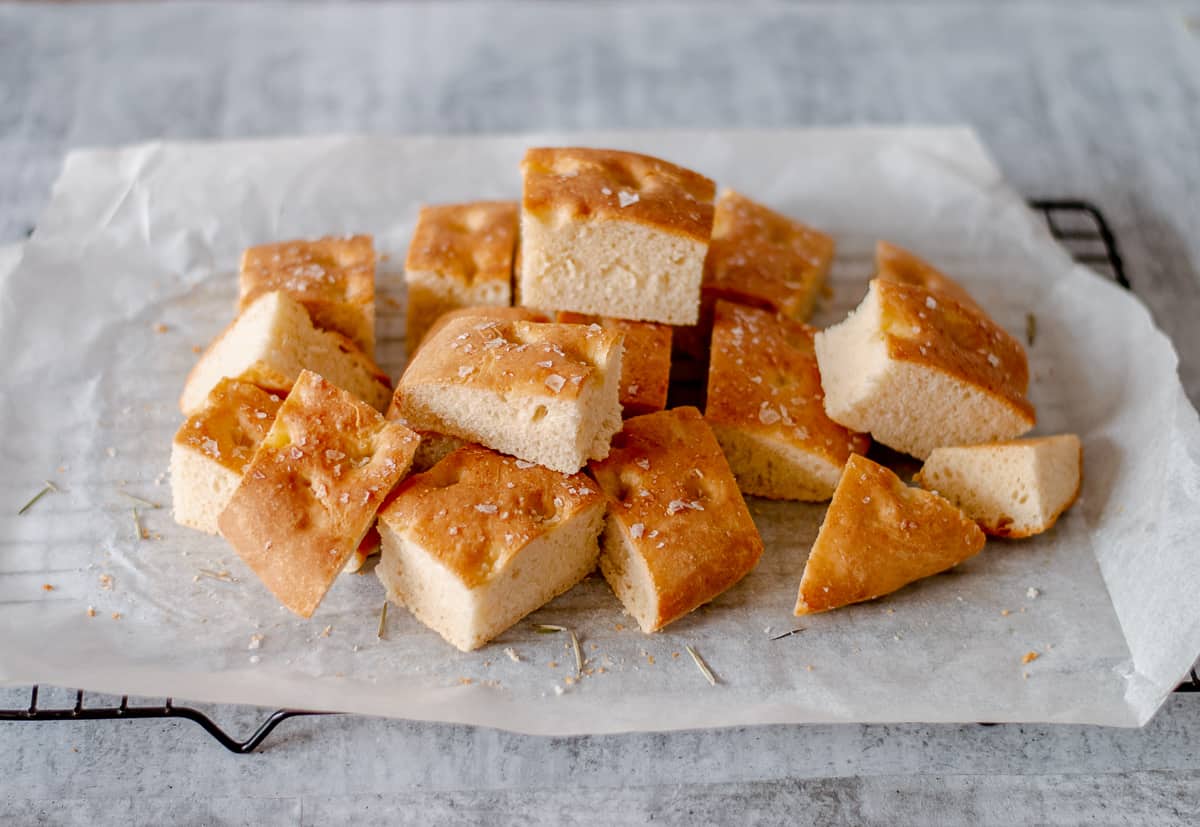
[{"left": 2, "top": 2, "right": 1199, "bottom": 824}]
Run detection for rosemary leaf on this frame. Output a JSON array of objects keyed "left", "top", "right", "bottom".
[
  {"left": 17, "top": 481, "right": 57, "bottom": 515},
  {"left": 131, "top": 508, "right": 146, "bottom": 541},
  {"left": 770, "top": 628, "right": 806, "bottom": 641},
  {"left": 533, "top": 624, "right": 566, "bottom": 634},
  {"left": 377, "top": 601, "right": 389, "bottom": 640},
  {"left": 685, "top": 644, "right": 717, "bottom": 687},
  {"left": 118, "top": 490, "right": 162, "bottom": 509},
  {"left": 533, "top": 624, "right": 581, "bottom": 677},
  {"left": 1026, "top": 312, "right": 1037, "bottom": 347}
]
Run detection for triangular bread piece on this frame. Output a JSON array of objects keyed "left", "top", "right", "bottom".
[
  {"left": 795, "top": 454, "right": 986, "bottom": 615},
  {"left": 915, "top": 435, "right": 1082, "bottom": 538}
]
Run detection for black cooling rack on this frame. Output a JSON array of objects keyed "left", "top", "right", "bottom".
[{"left": 2, "top": 199, "right": 1194, "bottom": 754}]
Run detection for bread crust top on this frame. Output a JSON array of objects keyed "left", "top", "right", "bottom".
[
  {"left": 702, "top": 189, "right": 835, "bottom": 318},
  {"left": 217, "top": 370, "right": 419, "bottom": 617},
  {"left": 396, "top": 316, "right": 623, "bottom": 405},
  {"left": 795, "top": 454, "right": 986, "bottom": 614},
  {"left": 521, "top": 147, "right": 715, "bottom": 243},
  {"left": 705, "top": 301, "right": 869, "bottom": 465},
  {"left": 174, "top": 378, "right": 284, "bottom": 474},
  {"left": 875, "top": 241, "right": 981, "bottom": 312},
  {"left": 405, "top": 201, "right": 519, "bottom": 285},
  {"left": 874, "top": 278, "right": 1033, "bottom": 421},
  {"left": 557, "top": 312, "right": 672, "bottom": 415},
  {"left": 589, "top": 407, "right": 763, "bottom": 626},
  {"left": 239, "top": 235, "right": 375, "bottom": 311},
  {"left": 419, "top": 305, "right": 550, "bottom": 353},
  {"left": 379, "top": 444, "right": 603, "bottom": 588}
]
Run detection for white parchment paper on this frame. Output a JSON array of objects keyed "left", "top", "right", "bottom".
[{"left": 1, "top": 128, "right": 1198, "bottom": 733}]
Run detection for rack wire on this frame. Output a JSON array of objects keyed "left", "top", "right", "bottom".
[{"left": 2, "top": 199, "right": 1194, "bottom": 754}]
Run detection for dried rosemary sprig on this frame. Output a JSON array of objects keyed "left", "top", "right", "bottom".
[
  {"left": 118, "top": 490, "right": 162, "bottom": 509},
  {"left": 18, "top": 481, "right": 57, "bottom": 515},
  {"left": 534, "top": 624, "right": 582, "bottom": 677},
  {"left": 377, "top": 601, "right": 389, "bottom": 640},
  {"left": 131, "top": 508, "right": 147, "bottom": 540},
  {"left": 194, "top": 568, "right": 237, "bottom": 583},
  {"left": 770, "top": 628, "right": 805, "bottom": 641},
  {"left": 1026, "top": 312, "right": 1037, "bottom": 347},
  {"left": 685, "top": 644, "right": 717, "bottom": 686}
]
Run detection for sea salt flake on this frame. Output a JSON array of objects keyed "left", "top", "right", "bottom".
[
  {"left": 601, "top": 187, "right": 613, "bottom": 196},
  {"left": 458, "top": 365, "right": 475, "bottom": 378},
  {"left": 630, "top": 523, "right": 645, "bottom": 539},
  {"left": 475, "top": 503, "right": 499, "bottom": 514},
  {"left": 545, "top": 374, "right": 566, "bottom": 393},
  {"left": 515, "top": 459, "right": 536, "bottom": 469},
  {"left": 536, "top": 360, "right": 553, "bottom": 368},
  {"left": 635, "top": 458, "right": 650, "bottom": 470},
  {"left": 925, "top": 296, "right": 938, "bottom": 309},
  {"left": 248, "top": 634, "right": 264, "bottom": 650},
  {"left": 758, "top": 402, "right": 781, "bottom": 425},
  {"left": 618, "top": 191, "right": 639, "bottom": 208},
  {"left": 1027, "top": 587, "right": 1040, "bottom": 599},
  {"left": 987, "top": 352, "right": 1001, "bottom": 367}
]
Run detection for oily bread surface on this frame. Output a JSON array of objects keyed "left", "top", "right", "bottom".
[
  {"left": 875, "top": 240, "right": 982, "bottom": 313},
  {"left": 795, "top": 454, "right": 986, "bottom": 614},
  {"left": 557, "top": 312, "right": 672, "bottom": 416},
  {"left": 174, "top": 378, "right": 284, "bottom": 474},
  {"left": 405, "top": 201, "right": 519, "bottom": 286},
  {"left": 521, "top": 147, "right": 715, "bottom": 242},
  {"left": 378, "top": 444, "right": 603, "bottom": 589},
  {"left": 218, "top": 371, "right": 419, "bottom": 617},
  {"left": 590, "top": 406, "right": 763, "bottom": 629}
]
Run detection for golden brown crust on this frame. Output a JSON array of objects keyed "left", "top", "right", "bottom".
[
  {"left": 405, "top": 201, "right": 519, "bottom": 286},
  {"left": 420, "top": 305, "right": 549, "bottom": 352},
  {"left": 705, "top": 301, "right": 869, "bottom": 468},
  {"left": 875, "top": 241, "right": 981, "bottom": 313},
  {"left": 875, "top": 278, "right": 1033, "bottom": 421},
  {"left": 239, "top": 235, "right": 375, "bottom": 352},
  {"left": 174, "top": 379, "right": 284, "bottom": 474},
  {"left": 557, "top": 312, "right": 672, "bottom": 416},
  {"left": 218, "top": 371, "right": 419, "bottom": 617},
  {"left": 590, "top": 407, "right": 763, "bottom": 629},
  {"left": 521, "top": 147, "right": 715, "bottom": 242},
  {"left": 395, "top": 316, "right": 623, "bottom": 406},
  {"left": 378, "top": 445, "right": 603, "bottom": 589},
  {"left": 702, "top": 189, "right": 835, "bottom": 320},
  {"left": 795, "top": 454, "right": 985, "bottom": 614}
]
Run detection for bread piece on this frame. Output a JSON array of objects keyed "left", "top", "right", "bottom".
[
  {"left": 376, "top": 445, "right": 606, "bottom": 651},
  {"left": 392, "top": 316, "right": 624, "bottom": 473},
  {"left": 875, "top": 241, "right": 981, "bottom": 313},
  {"left": 589, "top": 407, "right": 763, "bottom": 632},
  {"left": 218, "top": 371, "right": 419, "bottom": 617},
  {"left": 239, "top": 235, "right": 376, "bottom": 355},
  {"left": 416, "top": 305, "right": 549, "bottom": 354},
  {"left": 705, "top": 302, "right": 870, "bottom": 501},
  {"left": 915, "top": 434, "right": 1082, "bottom": 538},
  {"left": 518, "top": 147, "right": 715, "bottom": 324},
  {"left": 170, "top": 379, "right": 284, "bottom": 534},
  {"left": 557, "top": 312, "right": 671, "bottom": 416},
  {"left": 405, "top": 201, "right": 519, "bottom": 353},
  {"left": 795, "top": 454, "right": 986, "bottom": 614},
  {"left": 181, "top": 291, "right": 391, "bottom": 416},
  {"left": 814, "top": 279, "right": 1034, "bottom": 459}
]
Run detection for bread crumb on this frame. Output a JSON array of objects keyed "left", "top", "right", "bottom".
[
  {"left": 111, "top": 612, "right": 122, "bottom": 620},
  {"left": 459, "top": 677, "right": 473, "bottom": 685},
  {"left": 554, "top": 685, "right": 565, "bottom": 695},
  {"left": 1026, "top": 587, "right": 1040, "bottom": 599},
  {"left": 86, "top": 606, "right": 96, "bottom": 617},
  {"left": 1001, "top": 609, "right": 1011, "bottom": 617},
  {"left": 564, "top": 675, "right": 577, "bottom": 686},
  {"left": 320, "top": 625, "right": 332, "bottom": 638},
  {"left": 153, "top": 323, "right": 170, "bottom": 334},
  {"left": 806, "top": 664, "right": 814, "bottom": 672},
  {"left": 548, "top": 660, "right": 558, "bottom": 668},
  {"left": 1022, "top": 651, "right": 1039, "bottom": 664},
  {"left": 249, "top": 655, "right": 260, "bottom": 665},
  {"left": 646, "top": 654, "right": 655, "bottom": 665},
  {"left": 99, "top": 574, "right": 114, "bottom": 590},
  {"left": 614, "top": 623, "right": 625, "bottom": 632},
  {"left": 248, "top": 634, "right": 264, "bottom": 650},
  {"left": 672, "top": 652, "right": 680, "bottom": 659},
  {"left": 41, "top": 583, "right": 54, "bottom": 592}
]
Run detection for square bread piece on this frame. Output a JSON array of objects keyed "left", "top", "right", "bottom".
[
  {"left": 392, "top": 315, "right": 624, "bottom": 474},
  {"left": 170, "top": 378, "right": 284, "bottom": 534},
  {"left": 518, "top": 147, "right": 716, "bottom": 325},
  {"left": 705, "top": 302, "right": 870, "bottom": 501},
  {"left": 180, "top": 290, "right": 391, "bottom": 416},
  {"left": 376, "top": 445, "right": 606, "bottom": 652},
  {"left": 795, "top": 454, "right": 986, "bottom": 615},
  {"left": 239, "top": 235, "right": 376, "bottom": 355},
  {"left": 414, "top": 305, "right": 549, "bottom": 356},
  {"left": 217, "top": 371, "right": 420, "bottom": 618},
  {"left": 814, "top": 278, "right": 1034, "bottom": 460},
  {"left": 590, "top": 407, "right": 764, "bottom": 633},
  {"left": 875, "top": 240, "right": 981, "bottom": 313},
  {"left": 915, "top": 434, "right": 1082, "bottom": 538},
  {"left": 404, "top": 201, "right": 519, "bottom": 354},
  {"left": 557, "top": 312, "right": 672, "bottom": 417}
]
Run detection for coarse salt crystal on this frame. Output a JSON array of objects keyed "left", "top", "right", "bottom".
[
  {"left": 201, "top": 438, "right": 220, "bottom": 458},
  {"left": 630, "top": 523, "right": 645, "bottom": 539},
  {"left": 635, "top": 458, "right": 650, "bottom": 470},
  {"left": 515, "top": 459, "right": 536, "bottom": 469},
  {"left": 925, "top": 296, "right": 938, "bottom": 309},
  {"left": 758, "top": 403, "right": 781, "bottom": 425},
  {"left": 1027, "top": 587, "right": 1040, "bottom": 599},
  {"left": 536, "top": 360, "right": 553, "bottom": 368},
  {"left": 601, "top": 187, "right": 613, "bottom": 196},
  {"left": 458, "top": 365, "right": 475, "bottom": 378},
  {"left": 545, "top": 374, "right": 566, "bottom": 393},
  {"left": 248, "top": 634, "right": 263, "bottom": 650},
  {"left": 618, "top": 191, "right": 639, "bottom": 208},
  {"left": 627, "top": 384, "right": 639, "bottom": 395},
  {"left": 987, "top": 353, "right": 1001, "bottom": 367},
  {"left": 475, "top": 503, "right": 499, "bottom": 514}
]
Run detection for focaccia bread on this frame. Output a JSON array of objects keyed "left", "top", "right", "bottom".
[
  {"left": 557, "top": 312, "right": 672, "bottom": 417},
  {"left": 915, "top": 434, "right": 1082, "bottom": 538},
  {"left": 238, "top": 235, "right": 376, "bottom": 355},
  {"left": 404, "top": 201, "right": 519, "bottom": 353},
  {"left": 181, "top": 290, "right": 391, "bottom": 415},
  {"left": 170, "top": 378, "right": 284, "bottom": 534},
  {"left": 705, "top": 302, "right": 870, "bottom": 501},
  {"left": 218, "top": 371, "right": 420, "bottom": 617},
  {"left": 589, "top": 407, "right": 763, "bottom": 632},
  {"left": 416, "top": 305, "right": 549, "bottom": 355},
  {"left": 518, "top": 147, "right": 715, "bottom": 325},
  {"left": 814, "top": 279, "right": 1034, "bottom": 459},
  {"left": 391, "top": 316, "right": 624, "bottom": 473},
  {"left": 795, "top": 454, "right": 986, "bottom": 615},
  {"left": 875, "top": 240, "right": 981, "bottom": 313},
  {"left": 376, "top": 445, "right": 606, "bottom": 651}
]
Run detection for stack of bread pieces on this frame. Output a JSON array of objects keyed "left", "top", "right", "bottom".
[{"left": 170, "top": 147, "right": 1083, "bottom": 656}]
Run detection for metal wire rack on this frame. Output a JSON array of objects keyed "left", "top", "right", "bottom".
[{"left": 2, "top": 199, "right": 1194, "bottom": 754}]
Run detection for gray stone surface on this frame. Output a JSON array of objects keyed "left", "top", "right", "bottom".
[{"left": 2, "top": 2, "right": 1200, "bottom": 824}]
